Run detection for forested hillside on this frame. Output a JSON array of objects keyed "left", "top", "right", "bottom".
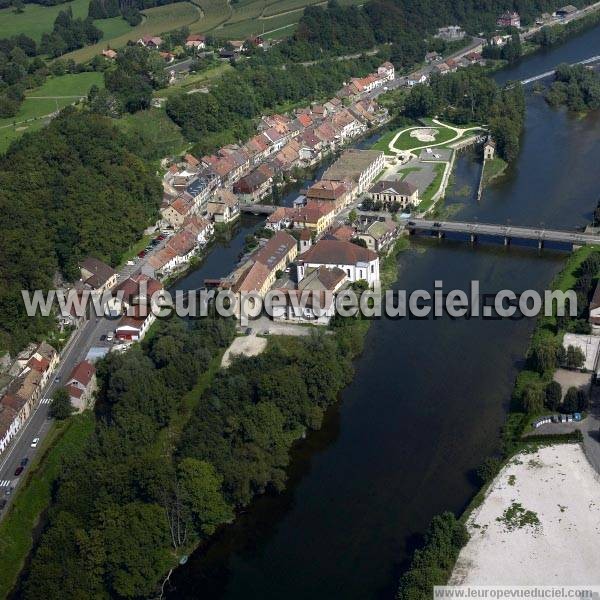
[{"left": 0, "top": 109, "right": 160, "bottom": 353}]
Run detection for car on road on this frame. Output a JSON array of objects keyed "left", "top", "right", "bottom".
[
  {"left": 14, "top": 466, "right": 23, "bottom": 476},
  {"left": 126, "top": 260, "right": 136, "bottom": 266},
  {"left": 137, "top": 250, "right": 146, "bottom": 258},
  {"left": 100, "top": 334, "right": 107, "bottom": 341},
  {"left": 157, "top": 234, "right": 166, "bottom": 241},
  {"left": 433, "top": 222, "right": 442, "bottom": 227},
  {"left": 20, "top": 458, "right": 29, "bottom": 467},
  {"left": 408, "top": 221, "right": 415, "bottom": 226},
  {"left": 0, "top": 499, "right": 7, "bottom": 510},
  {"left": 54, "top": 375, "right": 61, "bottom": 383},
  {"left": 107, "top": 332, "right": 114, "bottom": 342},
  {"left": 245, "top": 327, "right": 253, "bottom": 335},
  {"left": 30, "top": 437, "right": 40, "bottom": 448},
  {"left": 4, "top": 487, "right": 13, "bottom": 496}
]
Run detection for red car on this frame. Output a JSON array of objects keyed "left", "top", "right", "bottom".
[
  {"left": 14, "top": 466, "right": 23, "bottom": 476},
  {"left": 137, "top": 250, "right": 146, "bottom": 258},
  {"left": 157, "top": 234, "right": 166, "bottom": 241}
]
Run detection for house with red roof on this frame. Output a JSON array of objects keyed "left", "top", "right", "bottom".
[
  {"left": 65, "top": 360, "right": 96, "bottom": 411},
  {"left": 185, "top": 34, "right": 206, "bottom": 50}
]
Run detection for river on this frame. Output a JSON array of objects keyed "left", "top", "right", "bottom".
[{"left": 167, "top": 28, "right": 600, "bottom": 600}]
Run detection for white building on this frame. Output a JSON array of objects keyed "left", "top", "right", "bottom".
[{"left": 297, "top": 239, "right": 380, "bottom": 288}]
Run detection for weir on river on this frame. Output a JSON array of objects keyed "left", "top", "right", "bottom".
[{"left": 167, "top": 24, "right": 600, "bottom": 600}]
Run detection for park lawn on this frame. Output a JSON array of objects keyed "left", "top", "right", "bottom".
[
  {"left": 416, "top": 162, "right": 446, "bottom": 213},
  {"left": 0, "top": 0, "right": 89, "bottom": 41},
  {"left": 371, "top": 128, "right": 398, "bottom": 153},
  {"left": 0, "top": 413, "right": 94, "bottom": 599},
  {"left": 391, "top": 124, "right": 457, "bottom": 151},
  {"left": 63, "top": 2, "right": 202, "bottom": 62}
]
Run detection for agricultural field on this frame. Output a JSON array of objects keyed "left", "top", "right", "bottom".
[
  {"left": 63, "top": 2, "right": 203, "bottom": 62},
  {"left": 0, "top": 0, "right": 89, "bottom": 41},
  {"left": 0, "top": 72, "right": 104, "bottom": 152},
  {"left": 191, "top": 0, "right": 363, "bottom": 39}
]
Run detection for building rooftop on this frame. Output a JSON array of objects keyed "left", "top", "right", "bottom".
[{"left": 323, "top": 149, "right": 383, "bottom": 183}]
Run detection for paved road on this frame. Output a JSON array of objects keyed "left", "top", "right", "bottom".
[
  {"left": 0, "top": 233, "right": 172, "bottom": 519},
  {"left": 409, "top": 218, "right": 600, "bottom": 246}
]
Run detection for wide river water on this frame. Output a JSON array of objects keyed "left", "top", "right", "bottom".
[{"left": 168, "top": 26, "right": 600, "bottom": 600}]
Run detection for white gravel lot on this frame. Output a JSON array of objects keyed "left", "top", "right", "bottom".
[
  {"left": 451, "top": 444, "right": 600, "bottom": 585},
  {"left": 221, "top": 335, "right": 267, "bottom": 368}
]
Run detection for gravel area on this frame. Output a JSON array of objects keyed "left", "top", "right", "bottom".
[
  {"left": 221, "top": 335, "right": 267, "bottom": 368},
  {"left": 450, "top": 444, "right": 600, "bottom": 585}
]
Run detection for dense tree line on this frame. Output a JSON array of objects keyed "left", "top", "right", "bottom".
[
  {"left": 288, "top": 0, "right": 580, "bottom": 61},
  {"left": 40, "top": 7, "right": 103, "bottom": 57},
  {"left": 396, "top": 512, "right": 468, "bottom": 600},
  {"left": 0, "top": 109, "right": 160, "bottom": 352},
  {"left": 164, "top": 55, "right": 380, "bottom": 154},
  {"left": 546, "top": 63, "right": 600, "bottom": 112},
  {"left": 19, "top": 318, "right": 364, "bottom": 598},
  {"left": 512, "top": 250, "right": 600, "bottom": 416},
  {"left": 403, "top": 67, "right": 526, "bottom": 162}
]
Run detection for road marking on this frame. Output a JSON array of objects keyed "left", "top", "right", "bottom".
[
  {"left": 40, "top": 398, "right": 52, "bottom": 405},
  {"left": 0, "top": 480, "right": 12, "bottom": 487}
]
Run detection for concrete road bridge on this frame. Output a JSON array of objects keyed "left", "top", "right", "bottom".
[
  {"left": 408, "top": 218, "right": 600, "bottom": 249},
  {"left": 520, "top": 54, "right": 600, "bottom": 85}
]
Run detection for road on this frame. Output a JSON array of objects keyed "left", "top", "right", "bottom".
[
  {"left": 0, "top": 234, "right": 172, "bottom": 519},
  {"left": 521, "top": 0, "right": 600, "bottom": 41}
]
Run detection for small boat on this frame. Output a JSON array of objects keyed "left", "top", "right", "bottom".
[{"left": 179, "top": 555, "right": 189, "bottom": 565}]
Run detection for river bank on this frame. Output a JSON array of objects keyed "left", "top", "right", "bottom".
[{"left": 164, "top": 21, "right": 600, "bottom": 600}]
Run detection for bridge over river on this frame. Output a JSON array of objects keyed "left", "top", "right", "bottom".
[
  {"left": 408, "top": 218, "right": 600, "bottom": 249},
  {"left": 520, "top": 54, "right": 600, "bottom": 85}
]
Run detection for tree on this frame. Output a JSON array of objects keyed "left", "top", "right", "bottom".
[
  {"left": 565, "top": 345, "right": 585, "bottom": 369},
  {"left": 527, "top": 341, "right": 557, "bottom": 374},
  {"left": 544, "top": 380, "right": 562, "bottom": 411},
  {"left": 177, "top": 458, "right": 233, "bottom": 536},
  {"left": 476, "top": 456, "right": 501, "bottom": 484},
  {"left": 50, "top": 387, "right": 74, "bottom": 419},
  {"left": 522, "top": 384, "right": 544, "bottom": 414},
  {"left": 562, "top": 386, "right": 579, "bottom": 413},
  {"left": 348, "top": 208, "right": 358, "bottom": 224}
]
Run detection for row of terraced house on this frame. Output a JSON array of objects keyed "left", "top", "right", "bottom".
[{"left": 157, "top": 61, "right": 394, "bottom": 242}]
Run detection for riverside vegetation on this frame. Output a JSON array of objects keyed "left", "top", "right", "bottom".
[{"left": 396, "top": 246, "right": 600, "bottom": 600}]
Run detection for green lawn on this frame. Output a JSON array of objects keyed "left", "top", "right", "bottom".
[
  {"left": 0, "top": 413, "right": 94, "bottom": 598},
  {"left": 0, "top": 0, "right": 131, "bottom": 45},
  {"left": 0, "top": 72, "right": 104, "bottom": 153},
  {"left": 0, "top": 0, "right": 89, "bottom": 41},
  {"left": 417, "top": 162, "right": 446, "bottom": 213},
  {"left": 482, "top": 157, "right": 508, "bottom": 186},
  {"left": 391, "top": 125, "right": 457, "bottom": 152}
]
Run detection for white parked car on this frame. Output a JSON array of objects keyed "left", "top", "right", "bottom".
[
  {"left": 106, "top": 332, "right": 114, "bottom": 342},
  {"left": 31, "top": 437, "right": 40, "bottom": 448}
]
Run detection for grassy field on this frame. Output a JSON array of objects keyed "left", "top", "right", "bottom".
[
  {"left": 417, "top": 162, "right": 446, "bottom": 213},
  {"left": 63, "top": 2, "right": 203, "bottom": 62},
  {"left": 0, "top": 72, "right": 104, "bottom": 153},
  {"left": 115, "top": 107, "right": 188, "bottom": 160},
  {"left": 156, "top": 61, "right": 233, "bottom": 97},
  {"left": 0, "top": 0, "right": 89, "bottom": 41},
  {"left": 391, "top": 125, "right": 457, "bottom": 152},
  {"left": 0, "top": 413, "right": 94, "bottom": 599}
]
